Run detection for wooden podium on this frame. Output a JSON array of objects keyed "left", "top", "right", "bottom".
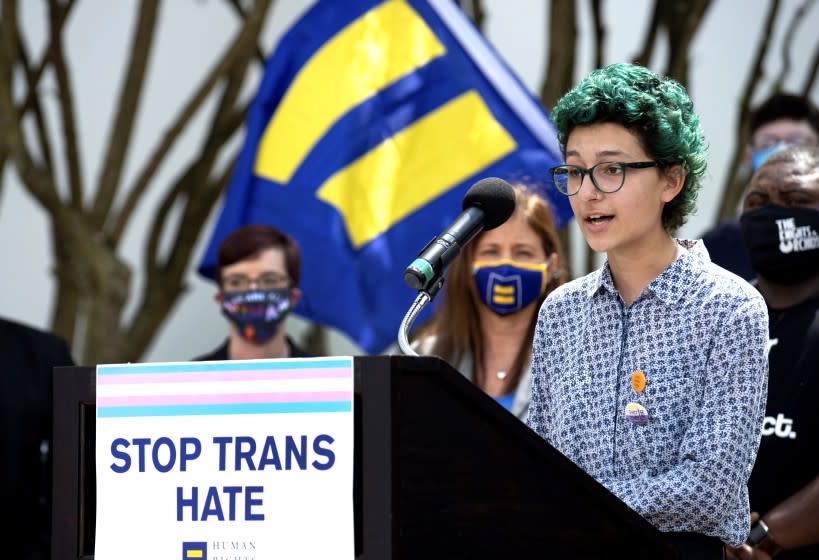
[{"left": 52, "top": 356, "right": 677, "bottom": 559}]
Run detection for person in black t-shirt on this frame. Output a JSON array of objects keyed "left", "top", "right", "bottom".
[
  {"left": 726, "top": 146, "right": 819, "bottom": 559},
  {"left": 194, "top": 224, "right": 309, "bottom": 361}
]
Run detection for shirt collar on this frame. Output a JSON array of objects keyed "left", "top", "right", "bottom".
[{"left": 586, "top": 239, "right": 709, "bottom": 304}]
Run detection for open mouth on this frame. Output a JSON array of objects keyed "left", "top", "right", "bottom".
[{"left": 586, "top": 214, "right": 613, "bottom": 225}]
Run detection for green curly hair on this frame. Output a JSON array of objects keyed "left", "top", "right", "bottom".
[{"left": 551, "top": 63, "right": 707, "bottom": 233}]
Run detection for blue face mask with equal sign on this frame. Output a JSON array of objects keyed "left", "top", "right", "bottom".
[{"left": 472, "top": 260, "right": 548, "bottom": 316}]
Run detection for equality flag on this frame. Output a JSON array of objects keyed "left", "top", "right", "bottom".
[{"left": 199, "top": 0, "right": 571, "bottom": 354}]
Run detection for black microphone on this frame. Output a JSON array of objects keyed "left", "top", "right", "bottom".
[{"left": 403, "top": 177, "right": 516, "bottom": 291}]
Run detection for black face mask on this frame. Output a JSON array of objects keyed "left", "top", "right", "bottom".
[
  {"left": 739, "top": 205, "right": 819, "bottom": 285},
  {"left": 220, "top": 288, "right": 293, "bottom": 345}
]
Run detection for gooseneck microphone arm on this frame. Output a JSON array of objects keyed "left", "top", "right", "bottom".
[
  {"left": 397, "top": 281, "right": 444, "bottom": 356},
  {"left": 397, "top": 177, "right": 516, "bottom": 356}
]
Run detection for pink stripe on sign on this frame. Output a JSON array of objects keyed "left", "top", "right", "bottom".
[
  {"left": 96, "top": 391, "right": 351, "bottom": 407},
  {"left": 97, "top": 367, "right": 352, "bottom": 385}
]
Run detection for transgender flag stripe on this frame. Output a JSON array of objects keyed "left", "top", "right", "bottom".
[
  {"left": 96, "top": 357, "right": 353, "bottom": 418},
  {"left": 97, "top": 401, "right": 352, "bottom": 418},
  {"left": 97, "top": 359, "right": 352, "bottom": 375},
  {"left": 96, "top": 368, "right": 351, "bottom": 385},
  {"left": 97, "top": 391, "right": 350, "bottom": 406}
]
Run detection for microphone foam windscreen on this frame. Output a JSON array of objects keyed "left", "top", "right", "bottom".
[{"left": 462, "top": 177, "right": 516, "bottom": 230}]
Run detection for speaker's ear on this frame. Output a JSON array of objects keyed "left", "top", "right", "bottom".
[{"left": 661, "top": 165, "right": 685, "bottom": 202}]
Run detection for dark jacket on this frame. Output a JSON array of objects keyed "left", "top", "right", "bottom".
[
  {"left": 0, "top": 317, "right": 75, "bottom": 560},
  {"left": 193, "top": 336, "right": 310, "bottom": 361}
]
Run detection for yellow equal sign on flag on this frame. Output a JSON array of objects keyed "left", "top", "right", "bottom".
[
  {"left": 254, "top": 0, "right": 446, "bottom": 184},
  {"left": 317, "top": 90, "right": 516, "bottom": 248}
]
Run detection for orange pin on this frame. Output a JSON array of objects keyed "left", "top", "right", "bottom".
[{"left": 631, "top": 370, "right": 646, "bottom": 393}]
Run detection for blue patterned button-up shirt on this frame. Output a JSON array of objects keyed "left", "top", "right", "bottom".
[{"left": 528, "top": 240, "right": 769, "bottom": 547}]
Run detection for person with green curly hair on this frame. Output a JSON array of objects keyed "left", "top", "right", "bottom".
[
  {"left": 527, "top": 63, "right": 770, "bottom": 559},
  {"left": 550, "top": 62, "right": 708, "bottom": 235}
]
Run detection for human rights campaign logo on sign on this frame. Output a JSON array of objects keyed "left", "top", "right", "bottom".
[{"left": 183, "top": 541, "right": 207, "bottom": 559}]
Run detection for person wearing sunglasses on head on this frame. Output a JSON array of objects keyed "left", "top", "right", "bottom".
[
  {"left": 527, "top": 63, "right": 769, "bottom": 559},
  {"left": 194, "top": 224, "right": 309, "bottom": 361}
]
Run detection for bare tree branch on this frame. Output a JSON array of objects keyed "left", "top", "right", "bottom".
[
  {"left": 0, "top": 0, "right": 20, "bottom": 117},
  {"left": 717, "top": 0, "right": 782, "bottom": 221},
  {"left": 803, "top": 40, "right": 819, "bottom": 96},
  {"left": 540, "top": 0, "right": 577, "bottom": 111},
  {"left": 4, "top": 0, "right": 276, "bottom": 363},
  {"left": 4, "top": 0, "right": 74, "bottom": 209},
  {"left": 773, "top": 0, "right": 813, "bottom": 90},
  {"left": 0, "top": 152, "right": 6, "bottom": 199},
  {"left": 663, "top": 0, "right": 712, "bottom": 87},
  {"left": 0, "top": 0, "right": 62, "bottom": 213},
  {"left": 48, "top": 0, "right": 84, "bottom": 208},
  {"left": 590, "top": 0, "right": 605, "bottom": 69},
  {"left": 121, "top": 1, "right": 272, "bottom": 360},
  {"left": 538, "top": 1, "right": 582, "bottom": 275},
  {"left": 129, "top": 149, "right": 232, "bottom": 360},
  {"left": 49, "top": 206, "right": 129, "bottom": 354},
  {"left": 147, "top": 61, "right": 250, "bottom": 276},
  {"left": 225, "top": 0, "right": 269, "bottom": 64},
  {"left": 109, "top": 0, "right": 271, "bottom": 245},
  {"left": 50, "top": 236, "right": 81, "bottom": 349},
  {"left": 16, "top": 35, "right": 55, "bottom": 178},
  {"left": 91, "top": 0, "right": 160, "bottom": 230},
  {"left": 465, "top": 0, "right": 485, "bottom": 31},
  {"left": 16, "top": 0, "right": 75, "bottom": 118},
  {"left": 633, "top": 0, "right": 661, "bottom": 67}
]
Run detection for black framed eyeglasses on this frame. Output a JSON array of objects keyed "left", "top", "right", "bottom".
[
  {"left": 550, "top": 161, "right": 658, "bottom": 195},
  {"left": 221, "top": 272, "right": 291, "bottom": 292}
]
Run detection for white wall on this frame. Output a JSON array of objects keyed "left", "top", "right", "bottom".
[{"left": 1, "top": 0, "right": 817, "bottom": 363}]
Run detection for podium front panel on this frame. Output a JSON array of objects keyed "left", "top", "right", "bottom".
[{"left": 53, "top": 358, "right": 678, "bottom": 559}]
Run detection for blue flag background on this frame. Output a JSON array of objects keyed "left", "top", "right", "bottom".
[{"left": 198, "top": 0, "right": 571, "bottom": 353}]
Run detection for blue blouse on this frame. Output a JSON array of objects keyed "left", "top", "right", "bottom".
[
  {"left": 494, "top": 392, "right": 515, "bottom": 411},
  {"left": 527, "top": 240, "right": 769, "bottom": 547}
]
